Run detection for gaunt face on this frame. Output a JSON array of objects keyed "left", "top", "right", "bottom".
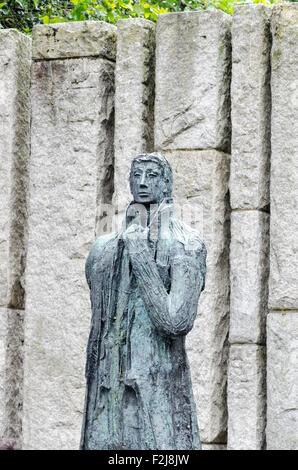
[{"left": 130, "top": 161, "right": 165, "bottom": 204}]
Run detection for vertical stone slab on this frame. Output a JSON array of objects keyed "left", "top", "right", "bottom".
[
  {"left": 227, "top": 344, "right": 266, "bottom": 450},
  {"left": 229, "top": 211, "right": 269, "bottom": 344},
  {"left": 165, "top": 150, "right": 230, "bottom": 443},
  {"left": 0, "top": 309, "right": 7, "bottom": 435},
  {"left": 22, "top": 22, "right": 116, "bottom": 450},
  {"left": 155, "top": 11, "right": 231, "bottom": 152},
  {"left": 0, "top": 30, "right": 31, "bottom": 309},
  {"left": 228, "top": 5, "right": 272, "bottom": 449},
  {"left": 32, "top": 21, "right": 117, "bottom": 61},
  {"left": 267, "top": 313, "right": 298, "bottom": 450},
  {"left": 230, "top": 5, "right": 271, "bottom": 210},
  {"left": 0, "top": 30, "right": 31, "bottom": 442},
  {"left": 113, "top": 18, "right": 155, "bottom": 212},
  {"left": 0, "top": 308, "right": 24, "bottom": 441},
  {"left": 269, "top": 5, "right": 298, "bottom": 309}
]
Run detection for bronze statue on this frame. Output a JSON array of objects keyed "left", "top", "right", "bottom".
[{"left": 80, "top": 153, "right": 206, "bottom": 450}]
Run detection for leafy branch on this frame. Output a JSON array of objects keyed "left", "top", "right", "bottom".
[{"left": 0, "top": 0, "right": 287, "bottom": 33}]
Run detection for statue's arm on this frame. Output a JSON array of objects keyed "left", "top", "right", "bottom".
[
  {"left": 128, "top": 240, "right": 206, "bottom": 338},
  {"left": 84, "top": 234, "right": 116, "bottom": 379},
  {"left": 85, "top": 233, "right": 116, "bottom": 289}
]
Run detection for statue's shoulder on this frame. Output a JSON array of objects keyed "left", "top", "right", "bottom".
[
  {"left": 88, "top": 232, "right": 117, "bottom": 259},
  {"left": 171, "top": 218, "right": 207, "bottom": 289},
  {"left": 171, "top": 218, "right": 206, "bottom": 256},
  {"left": 85, "top": 232, "right": 118, "bottom": 288}
]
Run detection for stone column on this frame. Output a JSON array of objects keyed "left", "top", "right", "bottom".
[
  {"left": 22, "top": 22, "right": 116, "bottom": 450},
  {"left": 165, "top": 150, "right": 230, "bottom": 445},
  {"left": 0, "top": 310, "right": 6, "bottom": 434},
  {"left": 227, "top": 6, "right": 271, "bottom": 450},
  {"left": 155, "top": 10, "right": 231, "bottom": 153},
  {"left": 0, "top": 30, "right": 31, "bottom": 441},
  {"left": 113, "top": 18, "right": 155, "bottom": 214},
  {"left": 267, "top": 314, "right": 298, "bottom": 450},
  {"left": 267, "top": 4, "right": 298, "bottom": 450},
  {"left": 155, "top": 11, "right": 232, "bottom": 446}
]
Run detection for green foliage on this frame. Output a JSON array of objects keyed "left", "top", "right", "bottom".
[{"left": 0, "top": 0, "right": 287, "bottom": 33}]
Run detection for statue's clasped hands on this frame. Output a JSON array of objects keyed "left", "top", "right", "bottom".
[{"left": 122, "top": 223, "right": 149, "bottom": 255}]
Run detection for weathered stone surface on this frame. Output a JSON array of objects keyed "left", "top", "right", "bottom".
[
  {"left": 227, "top": 344, "right": 266, "bottom": 450},
  {"left": 269, "top": 5, "right": 298, "bottom": 309},
  {"left": 202, "top": 443, "right": 226, "bottom": 450},
  {"left": 165, "top": 150, "right": 230, "bottom": 443},
  {"left": 0, "top": 30, "right": 31, "bottom": 309},
  {"left": 267, "top": 313, "right": 298, "bottom": 450},
  {"left": 22, "top": 55, "right": 115, "bottom": 450},
  {"left": 0, "top": 309, "right": 7, "bottom": 435},
  {"left": 0, "top": 308, "right": 24, "bottom": 441},
  {"left": 32, "top": 21, "right": 117, "bottom": 61},
  {"left": 113, "top": 19, "right": 155, "bottom": 211},
  {"left": 229, "top": 211, "right": 269, "bottom": 344},
  {"left": 230, "top": 6, "right": 271, "bottom": 210},
  {"left": 155, "top": 11, "right": 231, "bottom": 152},
  {"left": 0, "top": 28, "right": 30, "bottom": 447}
]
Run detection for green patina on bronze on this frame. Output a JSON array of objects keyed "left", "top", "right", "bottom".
[{"left": 80, "top": 152, "right": 207, "bottom": 450}]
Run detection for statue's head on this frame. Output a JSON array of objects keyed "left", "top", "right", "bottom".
[{"left": 129, "top": 152, "right": 173, "bottom": 205}]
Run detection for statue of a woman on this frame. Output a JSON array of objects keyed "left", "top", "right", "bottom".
[{"left": 80, "top": 153, "right": 206, "bottom": 450}]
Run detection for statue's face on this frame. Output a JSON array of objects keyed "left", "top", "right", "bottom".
[{"left": 130, "top": 160, "right": 165, "bottom": 204}]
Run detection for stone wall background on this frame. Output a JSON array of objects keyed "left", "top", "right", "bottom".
[{"left": 0, "top": 5, "right": 297, "bottom": 450}]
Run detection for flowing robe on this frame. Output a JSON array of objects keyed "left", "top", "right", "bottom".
[{"left": 80, "top": 216, "right": 206, "bottom": 450}]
